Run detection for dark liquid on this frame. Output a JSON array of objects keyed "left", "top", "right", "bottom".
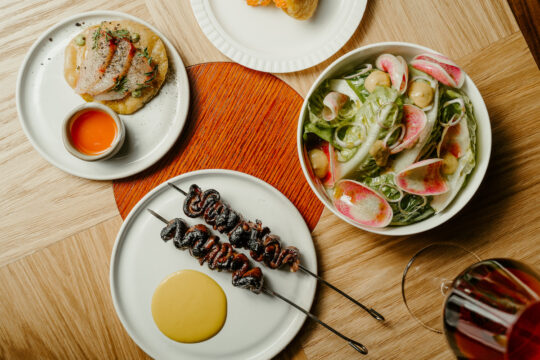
[{"left": 444, "top": 259, "right": 540, "bottom": 360}]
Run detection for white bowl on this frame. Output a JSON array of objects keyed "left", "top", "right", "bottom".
[
  {"left": 62, "top": 102, "right": 125, "bottom": 161},
  {"left": 297, "top": 42, "right": 491, "bottom": 236}
]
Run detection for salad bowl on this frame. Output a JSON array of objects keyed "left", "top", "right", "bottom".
[{"left": 297, "top": 42, "right": 491, "bottom": 236}]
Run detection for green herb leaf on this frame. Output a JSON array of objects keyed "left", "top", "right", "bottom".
[
  {"left": 112, "top": 76, "right": 127, "bottom": 93},
  {"left": 112, "top": 29, "right": 130, "bottom": 38},
  {"left": 92, "top": 27, "right": 101, "bottom": 50}
]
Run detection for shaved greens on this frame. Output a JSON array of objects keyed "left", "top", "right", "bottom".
[{"left": 336, "top": 86, "right": 403, "bottom": 180}]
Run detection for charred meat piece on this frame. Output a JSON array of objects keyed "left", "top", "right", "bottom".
[
  {"left": 160, "top": 218, "right": 264, "bottom": 293},
  {"left": 182, "top": 184, "right": 301, "bottom": 272}
]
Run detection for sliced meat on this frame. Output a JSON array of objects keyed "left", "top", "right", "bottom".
[
  {"left": 93, "top": 49, "right": 156, "bottom": 101},
  {"left": 87, "top": 37, "right": 135, "bottom": 96},
  {"left": 75, "top": 29, "right": 116, "bottom": 94}
]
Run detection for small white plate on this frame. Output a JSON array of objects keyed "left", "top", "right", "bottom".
[
  {"left": 110, "top": 169, "right": 317, "bottom": 360},
  {"left": 16, "top": 11, "right": 190, "bottom": 180},
  {"left": 191, "top": 0, "right": 367, "bottom": 73}
]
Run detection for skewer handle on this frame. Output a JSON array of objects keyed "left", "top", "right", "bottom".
[
  {"left": 168, "top": 182, "right": 187, "bottom": 195},
  {"left": 262, "top": 288, "right": 368, "bottom": 355},
  {"left": 298, "top": 265, "right": 385, "bottom": 321}
]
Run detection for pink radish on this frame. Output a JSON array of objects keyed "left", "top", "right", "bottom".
[
  {"left": 397, "top": 56, "right": 409, "bottom": 94},
  {"left": 410, "top": 59, "right": 457, "bottom": 87},
  {"left": 375, "top": 54, "right": 405, "bottom": 93},
  {"left": 437, "top": 119, "right": 469, "bottom": 158},
  {"left": 333, "top": 180, "right": 393, "bottom": 228},
  {"left": 322, "top": 92, "right": 349, "bottom": 121},
  {"left": 390, "top": 105, "right": 427, "bottom": 154},
  {"left": 396, "top": 159, "right": 449, "bottom": 195},
  {"left": 320, "top": 142, "right": 337, "bottom": 187},
  {"left": 414, "top": 53, "right": 464, "bottom": 88}
]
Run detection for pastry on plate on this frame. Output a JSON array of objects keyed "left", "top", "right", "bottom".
[
  {"left": 246, "top": 0, "right": 273, "bottom": 6},
  {"left": 274, "top": 0, "right": 318, "bottom": 20},
  {"left": 246, "top": 0, "right": 318, "bottom": 20},
  {"left": 64, "top": 20, "right": 168, "bottom": 115}
]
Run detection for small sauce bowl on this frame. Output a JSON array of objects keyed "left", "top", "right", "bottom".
[{"left": 62, "top": 103, "right": 125, "bottom": 161}]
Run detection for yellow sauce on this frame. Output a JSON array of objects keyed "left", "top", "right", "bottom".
[{"left": 151, "top": 270, "right": 227, "bottom": 343}]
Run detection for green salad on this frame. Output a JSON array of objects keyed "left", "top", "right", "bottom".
[{"left": 303, "top": 53, "right": 477, "bottom": 228}]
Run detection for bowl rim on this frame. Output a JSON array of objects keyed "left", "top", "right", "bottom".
[
  {"left": 296, "top": 41, "right": 492, "bottom": 236},
  {"left": 62, "top": 102, "right": 126, "bottom": 161}
]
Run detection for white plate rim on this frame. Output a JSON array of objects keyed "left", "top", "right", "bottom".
[
  {"left": 190, "top": 0, "right": 367, "bottom": 73},
  {"left": 109, "top": 169, "right": 317, "bottom": 359},
  {"left": 15, "top": 10, "right": 190, "bottom": 180},
  {"left": 297, "top": 41, "right": 492, "bottom": 236}
]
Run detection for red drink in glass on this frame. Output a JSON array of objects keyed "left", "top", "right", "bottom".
[{"left": 444, "top": 259, "right": 540, "bottom": 360}]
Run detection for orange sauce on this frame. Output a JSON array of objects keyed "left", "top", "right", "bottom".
[{"left": 69, "top": 109, "right": 117, "bottom": 155}]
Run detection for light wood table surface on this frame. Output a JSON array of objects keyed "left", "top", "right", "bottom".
[{"left": 1, "top": 1, "right": 539, "bottom": 359}]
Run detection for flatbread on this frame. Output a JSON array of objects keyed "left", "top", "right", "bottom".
[{"left": 64, "top": 20, "right": 168, "bottom": 115}]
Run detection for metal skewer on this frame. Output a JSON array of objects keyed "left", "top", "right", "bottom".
[
  {"left": 148, "top": 209, "right": 368, "bottom": 355},
  {"left": 167, "top": 182, "right": 384, "bottom": 322}
]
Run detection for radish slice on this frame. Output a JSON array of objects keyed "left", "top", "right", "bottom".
[
  {"left": 410, "top": 59, "right": 457, "bottom": 87},
  {"left": 390, "top": 105, "right": 427, "bottom": 154},
  {"left": 414, "top": 53, "right": 464, "bottom": 88},
  {"left": 395, "top": 159, "right": 449, "bottom": 195},
  {"left": 375, "top": 54, "right": 404, "bottom": 92},
  {"left": 322, "top": 92, "right": 349, "bottom": 121},
  {"left": 320, "top": 142, "right": 337, "bottom": 187},
  {"left": 333, "top": 180, "right": 393, "bottom": 228},
  {"left": 437, "top": 118, "right": 470, "bottom": 158},
  {"left": 397, "top": 56, "right": 409, "bottom": 94}
]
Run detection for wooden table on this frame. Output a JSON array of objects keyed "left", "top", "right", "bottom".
[{"left": 1, "top": 1, "right": 539, "bottom": 359}]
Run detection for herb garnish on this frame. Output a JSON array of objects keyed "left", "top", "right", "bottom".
[
  {"left": 112, "top": 29, "right": 130, "bottom": 38},
  {"left": 112, "top": 75, "right": 128, "bottom": 93},
  {"left": 140, "top": 47, "right": 152, "bottom": 64},
  {"left": 139, "top": 47, "right": 158, "bottom": 83},
  {"left": 92, "top": 27, "right": 102, "bottom": 50}
]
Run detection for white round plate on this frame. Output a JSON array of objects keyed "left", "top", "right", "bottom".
[
  {"left": 16, "top": 11, "right": 190, "bottom": 180},
  {"left": 190, "top": 0, "right": 367, "bottom": 73},
  {"left": 110, "top": 169, "right": 317, "bottom": 360}
]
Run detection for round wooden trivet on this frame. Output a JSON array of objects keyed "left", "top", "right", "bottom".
[{"left": 113, "top": 62, "right": 323, "bottom": 230}]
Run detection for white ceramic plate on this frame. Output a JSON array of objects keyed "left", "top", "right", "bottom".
[
  {"left": 191, "top": 0, "right": 367, "bottom": 73},
  {"left": 110, "top": 169, "right": 317, "bottom": 360},
  {"left": 297, "top": 42, "right": 492, "bottom": 236},
  {"left": 16, "top": 11, "right": 190, "bottom": 180}
]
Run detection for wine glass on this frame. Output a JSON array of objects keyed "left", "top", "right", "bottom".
[{"left": 402, "top": 243, "right": 540, "bottom": 360}]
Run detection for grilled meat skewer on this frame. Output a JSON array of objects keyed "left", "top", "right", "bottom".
[
  {"left": 182, "top": 184, "right": 300, "bottom": 272},
  {"left": 148, "top": 209, "right": 369, "bottom": 355},
  {"left": 168, "top": 182, "right": 385, "bottom": 322},
  {"left": 154, "top": 211, "right": 263, "bottom": 293}
]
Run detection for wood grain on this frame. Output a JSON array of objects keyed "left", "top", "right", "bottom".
[
  {"left": 113, "top": 62, "right": 324, "bottom": 230},
  {"left": 508, "top": 0, "right": 540, "bottom": 66},
  {"left": 0, "top": 0, "right": 539, "bottom": 359},
  {"left": 0, "top": 216, "right": 148, "bottom": 360}
]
